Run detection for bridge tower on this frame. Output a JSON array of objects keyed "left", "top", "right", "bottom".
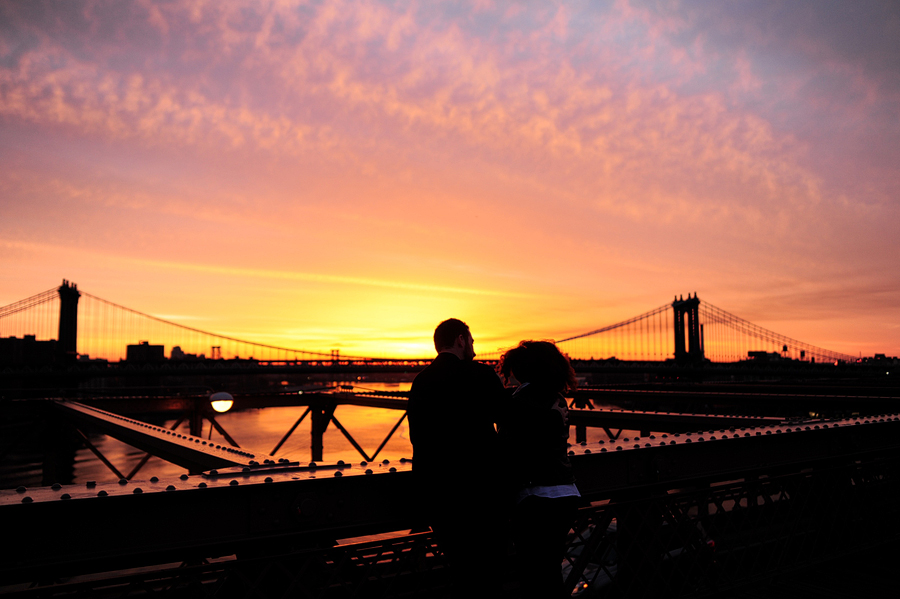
[
  {"left": 673, "top": 293, "right": 704, "bottom": 364},
  {"left": 57, "top": 280, "right": 80, "bottom": 361}
]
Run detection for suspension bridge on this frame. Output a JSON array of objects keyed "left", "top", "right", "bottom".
[
  {"left": 0, "top": 281, "right": 859, "bottom": 368},
  {"left": 2, "top": 282, "right": 899, "bottom": 597}
]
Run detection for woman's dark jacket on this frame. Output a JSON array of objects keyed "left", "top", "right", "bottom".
[{"left": 497, "top": 382, "right": 575, "bottom": 490}]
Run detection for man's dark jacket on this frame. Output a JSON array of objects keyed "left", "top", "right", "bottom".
[{"left": 408, "top": 352, "right": 505, "bottom": 486}]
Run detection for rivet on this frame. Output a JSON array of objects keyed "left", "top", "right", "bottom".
[
  {"left": 337, "top": 460, "right": 345, "bottom": 466},
  {"left": 51, "top": 483, "right": 61, "bottom": 491},
  {"left": 389, "top": 467, "right": 397, "bottom": 473},
  {"left": 585, "top": 449, "right": 592, "bottom": 454},
  {"left": 568, "top": 451, "right": 575, "bottom": 456},
  {"left": 61, "top": 493, "right": 71, "bottom": 500},
  {"left": 334, "top": 471, "right": 343, "bottom": 477},
  {"left": 98, "top": 490, "right": 108, "bottom": 497},
  {"left": 264, "top": 477, "right": 273, "bottom": 483},
  {"left": 365, "top": 469, "right": 373, "bottom": 475},
  {"left": 209, "top": 470, "right": 218, "bottom": 476},
  {"left": 382, "top": 459, "right": 390, "bottom": 465},
  {"left": 15, "top": 486, "right": 26, "bottom": 493},
  {"left": 616, "top": 446, "right": 622, "bottom": 451},
  {"left": 119, "top": 478, "right": 128, "bottom": 485},
  {"left": 242, "top": 467, "right": 250, "bottom": 473},
  {"left": 133, "top": 488, "right": 143, "bottom": 494},
  {"left": 250, "top": 461, "right": 258, "bottom": 466},
  {"left": 360, "top": 461, "right": 368, "bottom": 466},
  {"left": 309, "top": 462, "right": 317, "bottom": 468},
  {"left": 166, "top": 485, "right": 176, "bottom": 491},
  {"left": 400, "top": 458, "right": 408, "bottom": 463},
  {"left": 22, "top": 496, "right": 33, "bottom": 503},
  {"left": 151, "top": 477, "right": 159, "bottom": 483},
  {"left": 600, "top": 448, "right": 607, "bottom": 452},
  {"left": 199, "top": 482, "right": 207, "bottom": 488},
  {"left": 230, "top": 480, "right": 239, "bottom": 486}
]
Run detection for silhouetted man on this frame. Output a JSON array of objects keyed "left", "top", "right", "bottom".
[{"left": 408, "top": 318, "right": 506, "bottom": 596}]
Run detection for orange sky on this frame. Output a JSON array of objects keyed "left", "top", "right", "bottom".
[{"left": 1, "top": 1, "right": 899, "bottom": 358}]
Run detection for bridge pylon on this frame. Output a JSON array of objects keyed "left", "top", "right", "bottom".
[
  {"left": 57, "top": 280, "right": 80, "bottom": 361},
  {"left": 673, "top": 293, "right": 704, "bottom": 365}
]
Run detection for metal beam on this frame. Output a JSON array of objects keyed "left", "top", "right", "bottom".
[
  {"left": 52, "top": 401, "right": 265, "bottom": 472},
  {"left": 568, "top": 407, "right": 782, "bottom": 435}
]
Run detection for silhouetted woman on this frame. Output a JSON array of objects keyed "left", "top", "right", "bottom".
[{"left": 498, "top": 340, "right": 580, "bottom": 599}]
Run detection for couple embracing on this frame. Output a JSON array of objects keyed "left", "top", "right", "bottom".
[{"left": 408, "top": 318, "right": 580, "bottom": 598}]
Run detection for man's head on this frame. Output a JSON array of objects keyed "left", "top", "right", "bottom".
[{"left": 433, "top": 318, "right": 475, "bottom": 360}]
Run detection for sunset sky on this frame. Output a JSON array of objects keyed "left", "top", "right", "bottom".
[{"left": 1, "top": 0, "right": 898, "bottom": 358}]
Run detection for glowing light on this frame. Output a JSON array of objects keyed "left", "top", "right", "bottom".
[{"left": 210, "top": 391, "right": 234, "bottom": 413}]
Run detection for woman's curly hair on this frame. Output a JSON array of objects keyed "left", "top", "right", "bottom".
[{"left": 498, "top": 340, "right": 577, "bottom": 392}]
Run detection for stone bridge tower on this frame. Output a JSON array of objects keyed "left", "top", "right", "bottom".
[
  {"left": 58, "top": 280, "right": 80, "bottom": 361},
  {"left": 673, "top": 293, "right": 704, "bottom": 364}
]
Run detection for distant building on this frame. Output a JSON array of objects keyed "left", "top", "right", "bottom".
[
  {"left": 859, "top": 353, "right": 898, "bottom": 365},
  {"left": 0, "top": 335, "right": 58, "bottom": 365},
  {"left": 748, "top": 351, "right": 783, "bottom": 362},
  {"left": 170, "top": 346, "right": 205, "bottom": 360},
  {"left": 126, "top": 341, "right": 165, "bottom": 363}
]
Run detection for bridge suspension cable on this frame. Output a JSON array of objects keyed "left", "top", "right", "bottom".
[
  {"left": 75, "top": 292, "right": 372, "bottom": 362},
  {"left": 555, "top": 304, "right": 673, "bottom": 361},
  {"left": 699, "top": 301, "right": 856, "bottom": 364},
  {"left": 549, "top": 300, "right": 856, "bottom": 364},
  {"left": 0, "top": 287, "right": 60, "bottom": 342}
]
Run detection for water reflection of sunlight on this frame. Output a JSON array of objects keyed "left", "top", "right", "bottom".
[{"left": 70, "top": 382, "right": 414, "bottom": 483}]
